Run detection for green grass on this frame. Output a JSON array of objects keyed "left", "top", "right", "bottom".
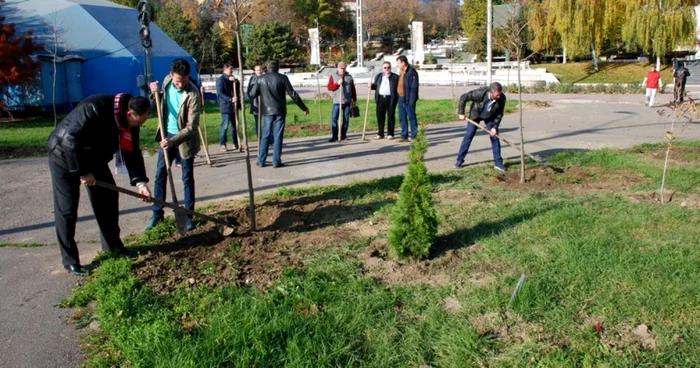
[
  {"left": 64, "top": 141, "right": 700, "bottom": 367},
  {"left": 0, "top": 99, "right": 516, "bottom": 158},
  {"left": 544, "top": 62, "right": 674, "bottom": 84}
]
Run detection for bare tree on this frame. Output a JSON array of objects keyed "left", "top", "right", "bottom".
[
  {"left": 216, "top": 0, "right": 258, "bottom": 231},
  {"left": 43, "top": 11, "right": 71, "bottom": 127},
  {"left": 657, "top": 97, "right": 695, "bottom": 204},
  {"left": 494, "top": 1, "right": 533, "bottom": 184}
]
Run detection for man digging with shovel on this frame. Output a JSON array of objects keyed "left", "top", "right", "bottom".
[
  {"left": 47, "top": 93, "right": 152, "bottom": 276},
  {"left": 145, "top": 58, "right": 201, "bottom": 232}
]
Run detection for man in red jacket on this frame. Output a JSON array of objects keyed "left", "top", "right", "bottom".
[{"left": 642, "top": 66, "right": 662, "bottom": 108}]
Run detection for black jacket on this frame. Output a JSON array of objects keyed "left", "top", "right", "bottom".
[
  {"left": 216, "top": 73, "right": 241, "bottom": 114},
  {"left": 246, "top": 74, "right": 260, "bottom": 114},
  {"left": 458, "top": 87, "right": 507, "bottom": 128},
  {"left": 370, "top": 72, "right": 399, "bottom": 106},
  {"left": 47, "top": 94, "right": 148, "bottom": 186},
  {"left": 248, "top": 71, "right": 308, "bottom": 116},
  {"left": 400, "top": 66, "right": 419, "bottom": 106}
]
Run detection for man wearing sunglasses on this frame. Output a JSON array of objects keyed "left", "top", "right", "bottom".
[{"left": 369, "top": 61, "right": 399, "bottom": 139}]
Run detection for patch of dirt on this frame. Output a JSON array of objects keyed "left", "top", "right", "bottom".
[
  {"left": 522, "top": 100, "right": 553, "bottom": 110},
  {"left": 494, "top": 166, "right": 645, "bottom": 192},
  {"left": 443, "top": 296, "right": 463, "bottom": 313},
  {"left": 134, "top": 197, "right": 377, "bottom": 293},
  {"left": 357, "top": 239, "right": 470, "bottom": 287},
  {"left": 599, "top": 323, "right": 658, "bottom": 351},
  {"left": 469, "top": 311, "right": 539, "bottom": 343},
  {"left": 637, "top": 146, "right": 700, "bottom": 165}
]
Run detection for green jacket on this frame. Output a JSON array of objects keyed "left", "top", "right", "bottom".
[{"left": 154, "top": 75, "right": 201, "bottom": 159}]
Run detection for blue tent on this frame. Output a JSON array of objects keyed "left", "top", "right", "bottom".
[{"left": 2, "top": 0, "right": 198, "bottom": 110}]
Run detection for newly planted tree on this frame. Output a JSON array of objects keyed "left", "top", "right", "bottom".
[
  {"left": 216, "top": 0, "right": 258, "bottom": 231},
  {"left": 657, "top": 96, "right": 695, "bottom": 203},
  {"left": 495, "top": 0, "right": 534, "bottom": 183},
  {"left": 388, "top": 126, "right": 437, "bottom": 259}
]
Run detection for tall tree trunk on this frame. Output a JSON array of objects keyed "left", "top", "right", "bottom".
[
  {"left": 233, "top": 17, "right": 257, "bottom": 231},
  {"left": 590, "top": 41, "right": 598, "bottom": 72}
]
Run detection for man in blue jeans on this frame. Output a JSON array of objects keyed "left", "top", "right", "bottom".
[
  {"left": 145, "top": 58, "right": 201, "bottom": 231},
  {"left": 327, "top": 61, "right": 357, "bottom": 142},
  {"left": 216, "top": 63, "right": 240, "bottom": 151},
  {"left": 248, "top": 60, "right": 309, "bottom": 168},
  {"left": 396, "top": 55, "right": 419, "bottom": 142},
  {"left": 454, "top": 82, "right": 507, "bottom": 171}
]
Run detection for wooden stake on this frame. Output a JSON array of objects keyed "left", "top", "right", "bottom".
[{"left": 361, "top": 69, "right": 374, "bottom": 140}]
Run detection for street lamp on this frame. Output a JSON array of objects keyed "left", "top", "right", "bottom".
[{"left": 137, "top": 0, "right": 153, "bottom": 97}]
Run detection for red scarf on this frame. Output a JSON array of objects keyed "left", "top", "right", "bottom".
[{"left": 113, "top": 94, "right": 133, "bottom": 152}]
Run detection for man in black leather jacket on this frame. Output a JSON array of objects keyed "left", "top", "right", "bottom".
[
  {"left": 248, "top": 60, "right": 309, "bottom": 168},
  {"left": 47, "top": 94, "right": 152, "bottom": 276},
  {"left": 454, "top": 82, "right": 507, "bottom": 171}
]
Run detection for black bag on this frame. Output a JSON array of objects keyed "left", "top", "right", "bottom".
[{"left": 350, "top": 105, "right": 360, "bottom": 118}]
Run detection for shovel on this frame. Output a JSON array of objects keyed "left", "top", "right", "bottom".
[
  {"left": 95, "top": 181, "right": 236, "bottom": 237},
  {"left": 154, "top": 88, "right": 189, "bottom": 235},
  {"left": 462, "top": 116, "right": 549, "bottom": 165}
]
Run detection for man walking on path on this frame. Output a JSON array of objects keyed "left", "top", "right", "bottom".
[
  {"left": 454, "top": 82, "right": 507, "bottom": 172},
  {"left": 642, "top": 66, "right": 662, "bottom": 107},
  {"left": 145, "top": 58, "right": 201, "bottom": 232},
  {"left": 216, "top": 63, "right": 240, "bottom": 151},
  {"left": 396, "top": 55, "right": 419, "bottom": 142},
  {"left": 327, "top": 62, "right": 357, "bottom": 142},
  {"left": 369, "top": 61, "right": 399, "bottom": 139},
  {"left": 249, "top": 60, "right": 309, "bottom": 168},
  {"left": 673, "top": 61, "right": 690, "bottom": 104},
  {"left": 47, "top": 93, "right": 152, "bottom": 276}
]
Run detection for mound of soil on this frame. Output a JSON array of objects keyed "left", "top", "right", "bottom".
[
  {"left": 134, "top": 197, "right": 370, "bottom": 293},
  {"left": 494, "top": 166, "right": 645, "bottom": 191}
]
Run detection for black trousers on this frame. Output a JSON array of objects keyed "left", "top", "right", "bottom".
[
  {"left": 376, "top": 95, "right": 396, "bottom": 137},
  {"left": 49, "top": 156, "right": 124, "bottom": 267}
]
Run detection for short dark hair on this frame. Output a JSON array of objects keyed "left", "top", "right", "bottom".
[
  {"left": 171, "top": 58, "right": 191, "bottom": 77},
  {"left": 223, "top": 62, "right": 233, "bottom": 70},
  {"left": 490, "top": 82, "right": 503, "bottom": 92},
  {"left": 397, "top": 55, "right": 408, "bottom": 65},
  {"left": 128, "top": 96, "right": 150, "bottom": 115},
  {"left": 268, "top": 60, "right": 280, "bottom": 72}
]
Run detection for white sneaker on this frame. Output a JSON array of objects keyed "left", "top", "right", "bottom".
[
  {"left": 386, "top": 135, "right": 394, "bottom": 140},
  {"left": 374, "top": 135, "right": 383, "bottom": 139}
]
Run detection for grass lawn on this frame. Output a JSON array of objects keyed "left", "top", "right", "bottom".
[
  {"left": 0, "top": 99, "right": 515, "bottom": 158},
  {"left": 544, "top": 62, "right": 674, "bottom": 84},
  {"left": 63, "top": 140, "right": 700, "bottom": 367}
]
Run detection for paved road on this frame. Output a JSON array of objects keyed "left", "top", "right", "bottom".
[{"left": 1, "top": 100, "right": 698, "bottom": 368}]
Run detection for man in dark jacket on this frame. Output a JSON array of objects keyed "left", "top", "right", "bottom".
[
  {"left": 47, "top": 94, "right": 152, "bottom": 276},
  {"left": 396, "top": 55, "right": 419, "bottom": 141},
  {"left": 247, "top": 64, "right": 265, "bottom": 137},
  {"left": 216, "top": 63, "right": 241, "bottom": 151},
  {"left": 248, "top": 60, "right": 309, "bottom": 168},
  {"left": 673, "top": 61, "right": 690, "bottom": 104},
  {"left": 454, "top": 82, "right": 507, "bottom": 171},
  {"left": 369, "top": 61, "right": 399, "bottom": 139}
]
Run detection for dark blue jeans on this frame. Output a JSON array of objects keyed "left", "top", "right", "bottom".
[
  {"left": 331, "top": 104, "right": 350, "bottom": 140},
  {"left": 152, "top": 134, "right": 195, "bottom": 221},
  {"left": 257, "top": 114, "right": 285, "bottom": 167},
  {"left": 455, "top": 120, "right": 503, "bottom": 166},
  {"left": 219, "top": 113, "right": 237, "bottom": 146},
  {"left": 398, "top": 97, "right": 418, "bottom": 139}
]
